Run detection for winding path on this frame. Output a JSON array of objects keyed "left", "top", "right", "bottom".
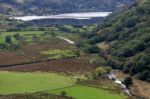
[{"left": 57, "top": 36, "right": 75, "bottom": 44}]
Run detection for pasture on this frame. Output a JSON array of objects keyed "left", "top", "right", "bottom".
[
  {"left": 50, "top": 85, "right": 127, "bottom": 99},
  {"left": 0, "top": 71, "right": 76, "bottom": 94}
]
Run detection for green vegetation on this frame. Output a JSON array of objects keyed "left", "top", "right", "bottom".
[
  {"left": 50, "top": 85, "right": 127, "bottom": 99},
  {"left": 91, "top": 67, "right": 112, "bottom": 79},
  {"left": 0, "top": 0, "right": 133, "bottom": 15},
  {"left": 90, "top": 56, "right": 107, "bottom": 66},
  {"left": 40, "top": 49, "right": 77, "bottom": 59},
  {"left": 87, "top": 0, "right": 150, "bottom": 82},
  {"left": 0, "top": 31, "right": 43, "bottom": 44},
  {"left": 0, "top": 71, "right": 76, "bottom": 94}
]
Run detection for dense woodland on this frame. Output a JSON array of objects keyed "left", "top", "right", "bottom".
[
  {"left": 0, "top": 0, "right": 134, "bottom": 16},
  {"left": 85, "top": 0, "right": 150, "bottom": 82}
]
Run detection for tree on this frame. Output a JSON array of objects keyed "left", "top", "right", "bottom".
[
  {"left": 92, "top": 67, "right": 107, "bottom": 79},
  {"left": 137, "top": 70, "right": 150, "bottom": 81},
  {"left": 123, "top": 77, "right": 133, "bottom": 88},
  {"left": 5, "top": 36, "right": 12, "bottom": 44},
  {"left": 96, "top": 67, "right": 106, "bottom": 76},
  {"left": 124, "top": 16, "right": 138, "bottom": 28}
]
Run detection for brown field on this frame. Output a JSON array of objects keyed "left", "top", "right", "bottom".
[
  {"left": 0, "top": 34, "right": 96, "bottom": 74},
  {"left": 0, "top": 55, "right": 95, "bottom": 74},
  {"left": 0, "top": 37, "right": 73, "bottom": 65},
  {"left": 0, "top": 93, "right": 73, "bottom": 99}
]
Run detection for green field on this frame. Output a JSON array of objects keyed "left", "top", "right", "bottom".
[
  {"left": 0, "top": 31, "right": 44, "bottom": 43},
  {"left": 50, "top": 85, "right": 127, "bottom": 99},
  {"left": 40, "top": 49, "right": 77, "bottom": 59},
  {"left": 0, "top": 30, "right": 81, "bottom": 44},
  {"left": 0, "top": 71, "right": 76, "bottom": 94}
]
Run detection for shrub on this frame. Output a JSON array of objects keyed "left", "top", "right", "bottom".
[
  {"left": 123, "top": 77, "right": 133, "bottom": 88},
  {"left": 5, "top": 35, "right": 12, "bottom": 44},
  {"left": 84, "top": 45, "right": 100, "bottom": 53},
  {"left": 60, "top": 91, "right": 67, "bottom": 96},
  {"left": 90, "top": 56, "right": 107, "bottom": 66},
  {"left": 137, "top": 70, "right": 150, "bottom": 81}
]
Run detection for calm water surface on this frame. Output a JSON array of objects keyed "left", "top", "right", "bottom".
[{"left": 11, "top": 12, "right": 112, "bottom": 21}]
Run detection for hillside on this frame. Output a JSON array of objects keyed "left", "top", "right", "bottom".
[
  {"left": 0, "top": 0, "right": 134, "bottom": 16},
  {"left": 89, "top": 0, "right": 150, "bottom": 82}
]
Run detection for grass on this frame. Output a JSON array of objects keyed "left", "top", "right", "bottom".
[
  {"left": 0, "top": 71, "right": 76, "bottom": 94},
  {"left": 50, "top": 85, "right": 127, "bottom": 99},
  {"left": 40, "top": 49, "right": 77, "bottom": 59},
  {"left": 0, "top": 30, "right": 80, "bottom": 44},
  {"left": 0, "top": 31, "right": 44, "bottom": 44}
]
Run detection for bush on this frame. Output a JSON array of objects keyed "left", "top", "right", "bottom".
[
  {"left": 90, "top": 56, "right": 107, "bottom": 66},
  {"left": 104, "top": 67, "right": 112, "bottom": 73},
  {"left": 137, "top": 70, "right": 150, "bottom": 81},
  {"left": 84, "top": 45, "right": 100, "bottom": 53},
  {"left": 13, "top": 33, "right": 21, "bottom": 40},
  {"left": 5, "top": 35, "right": 12, "bottom": 44},
  {"left": 60, "top": 91, "right": 67, "bottom": 96},
  {"left": 123, "top": 77, "right": 133, "bottom": 88}
]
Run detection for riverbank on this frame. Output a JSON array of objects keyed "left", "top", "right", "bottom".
[
  {"left": 114, "top": 71, "right": 150, "bottom": 99},
  {"left": 108, "top": 70, "right": 131, "bottom": 96}
]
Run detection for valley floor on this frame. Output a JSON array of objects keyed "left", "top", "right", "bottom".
[{"left": 0, "top": 30, "right": 129, "bottom": 99}]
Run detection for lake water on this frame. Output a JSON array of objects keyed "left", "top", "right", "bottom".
[{"left": 11, "top": 12, "right": 111, "bottom": 21}]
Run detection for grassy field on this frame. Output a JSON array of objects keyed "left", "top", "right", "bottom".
[
  {"left": 0, "top": 30, "right": 81, "bottom": 43},
  {"left": 0, "top": 71, "right": 76, "bottom": 94},
  {"left": 0, "top": 31, "right": 44, "bottom": 43},
  {"left": 50, "top": 85, "right": 127, "bottom": 99},
  {"left": 40, "top": 49, "right": 77, "bottom": 59}
]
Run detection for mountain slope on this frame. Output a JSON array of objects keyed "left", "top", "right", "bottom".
[
  {"left": 0, "top": 0, "right": 134, "bottom": 16},
  {"left": 89, "top": 0, "right": 150, "bottom": 82}
]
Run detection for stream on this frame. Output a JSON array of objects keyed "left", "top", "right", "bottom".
[
  {"left": 56, "top": 36, "right": 132, "bottom": 96},
  {"left": 108, "top": 70, "right": 132, "bottom": 96}
]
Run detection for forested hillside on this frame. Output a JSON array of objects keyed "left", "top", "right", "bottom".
[
  {"left": 89, "top": 0, "right": 150, "bottom": 82},
  {"left": 0, "top": 0, "right": 134, "bottom": 16}
]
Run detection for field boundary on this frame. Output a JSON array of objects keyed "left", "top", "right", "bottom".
[{"left": 0, "top": 57, "right": 72, "bottom": 68}]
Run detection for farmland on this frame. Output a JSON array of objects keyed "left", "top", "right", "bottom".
[
  {"left": 0, "top": 26, "right": 128, "bottom": 99},
  {"left": 50, "top": 85, "right": 127, "bottom": 99},
  {"left": 0, "top": 71, "right": 76, "bottom": 94}
]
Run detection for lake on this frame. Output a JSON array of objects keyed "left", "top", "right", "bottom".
[{"left": 11, "top": 12, "right": 112, "bottom": 21}]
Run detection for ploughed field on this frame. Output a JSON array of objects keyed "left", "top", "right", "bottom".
[{"left": 0, "top": 30, "right": 128, "bottom": 99}]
